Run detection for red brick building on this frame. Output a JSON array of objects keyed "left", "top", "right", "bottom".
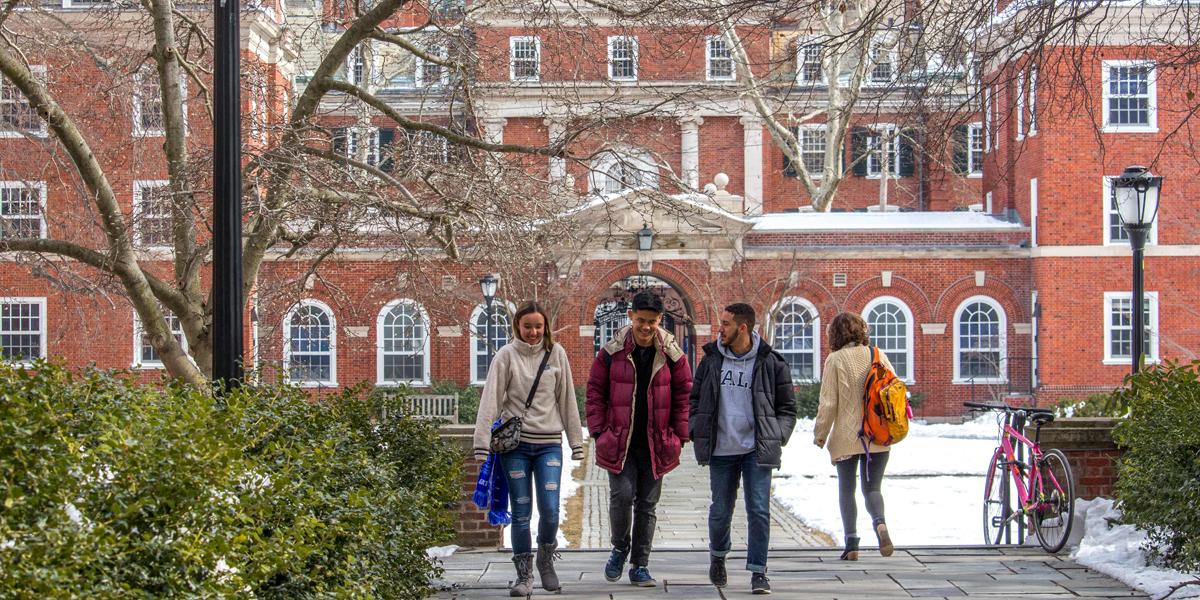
[{"left": 1, "top": 1, "right": 1196, "bottom": 417}]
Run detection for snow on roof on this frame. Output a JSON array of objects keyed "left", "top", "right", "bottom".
[{"left": 751, "top": 211, "right": 1026, "bottom": 232}]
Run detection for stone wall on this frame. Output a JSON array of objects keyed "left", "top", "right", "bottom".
[
  {"left": 440, "top": 425, "right": 504, "bottom": 549},
  {"left": 1037, "top": 417, "right": 1123, "bottom": 500}
]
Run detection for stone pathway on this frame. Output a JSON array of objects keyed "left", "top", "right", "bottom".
[
  {"left": 433, "top": 547, "right": 1147, "bottom": 599},
  {"left": 577, "top": 442, "right": 833, "bottom": 550}
]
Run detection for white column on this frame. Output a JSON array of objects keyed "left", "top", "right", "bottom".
[
  {"left": 480, "top": 117, "right": 507, "bottom": 145},
  {"left": 679, "top": 116, "right": 703, "bottom": 190},
  {"left": 544, "top": 117, "right": 566, "bottom": 182},
  {"left": 740, "top": 115, "right": 764, "bottom": 214}
]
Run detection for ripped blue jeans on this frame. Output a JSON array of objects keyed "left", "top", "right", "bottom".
[{"left": 500, "top": 442, "right": 563, "bottom": 555}]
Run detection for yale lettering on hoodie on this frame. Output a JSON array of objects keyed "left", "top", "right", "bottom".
[{"left": 720, "top": 368, "right": 752, "bottom": 389}]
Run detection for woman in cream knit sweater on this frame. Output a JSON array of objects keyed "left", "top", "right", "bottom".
[
  {"left": 471, "top": 301, "right": 583, "bottom": 596},
  {"left": 813, "top": 312, "right": 896, "bottom": 561}
]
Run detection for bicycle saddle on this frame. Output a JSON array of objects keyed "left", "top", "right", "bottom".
[{"left": 1028, "top": 412, "right": 1055, "bottom": 426}]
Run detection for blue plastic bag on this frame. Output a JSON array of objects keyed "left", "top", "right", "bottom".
[{"left": 472, "top": 419, "right": 511, "bottom": 526}]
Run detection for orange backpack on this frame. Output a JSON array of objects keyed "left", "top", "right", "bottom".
[{"left": 861, "top": 346, "right": 911, "bottom": 447}]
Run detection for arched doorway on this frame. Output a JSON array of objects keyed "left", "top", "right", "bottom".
[{"left": 592, "top": 274, "right": 696, "bottom": 366}]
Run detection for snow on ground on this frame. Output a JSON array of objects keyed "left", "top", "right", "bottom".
[
  {"left": 774, "top": 415, "right": 1002, "bottom": 546},
  {"left": 502, "top": 436, "right": 582, "bottom": 549},
  {"left": 1071, "top": 498, "right": 1200, "bottom": 600}
]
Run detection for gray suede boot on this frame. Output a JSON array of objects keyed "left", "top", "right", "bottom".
[
  {"left": 510, "top": 553, "right": 534, "bottom": 597},
  {"left": 536, "top": 542, "right": 561, "bottom": 592}
]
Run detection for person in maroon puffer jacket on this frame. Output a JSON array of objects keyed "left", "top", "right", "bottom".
[{"left": 586, "top": 292, "right": 692, "bottom": 587}]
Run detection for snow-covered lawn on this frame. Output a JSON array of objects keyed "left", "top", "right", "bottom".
[{"left": 1072, "top": 498, "right": 1200, "bottom": 599}]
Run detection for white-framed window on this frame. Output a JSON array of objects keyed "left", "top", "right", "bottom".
[
  {"left": 771, "top": 296, "right": 820, "bottom": 382},
  {"left": 1103, "top": 292, "right": 1159, "bottom": 365},
  {"left": 284, "top": 299, "right": 337, "bottom": 387},
  {"left": 866, "top": 124, "right": 899, "bottom": 178},
  {"left": 404, "top": 129, "right": 450, "bottom": 165},
  {"left": 510, "top": 36, "right": 541, "bottom": 82},
  {"left": 1016, "top": 70, "right": 1025, "bottom": 140},
  {"left": 1102, "top": 176, "right": 1158, "bottom": 246},
  {"left": 589, "top": 148, "right": 659, "bottom": 195},
  {"left": 1028, "top": 67, "right": 1038, "bottom": 136},
  {"left": 967, "top": 123, "right": 983, "bottom": 177},
  {"left": 376, "top": 299, "right": 431, "bottom": 385},
  {"left": 470, "top": 302, "right": 512, "bottom": 384},
  {"left": 608, "top": 36, "right": 638, "bottom": 81},
  {"left": 953, "top": 295, "right": 1007, "bottom": 384},
  {"left": 132, "top": 65, "right": 186, "bottom": 138},
  {"left": 0, "top": 65, "right": 48, "bottom": 138},
  {"left": 0, "top": 297, "right": 46, "bottom": 364},
  {"left": 416, "top": 44, "right": 449, "bottom": 88},
  {"left": 133, "top": 180, "right": 173, "bottom": 249},
  {"left": 796, "top": 38, "right": 825, "bottom": 85},
  {"left": 0, "top": 181, "right": 46, "bottom": 239},
  {"left": 862, "top": 296, "right": 914, "bottom": 382},
  {"left": 1102, "top": 60, "right": 1156, "bottom": 132},
  {"left": 333, "top": 127, "right": 383, "bottom": 166},
  {"left": 798, "top": 125, "right": 827, "bottom": 177},
  {"left": 346, "top": 45, "right": 367, "bottom": 86},
  {"left": 866, "top": 33, "right": 897, "bottom": 85},
  {"left": 706, "top": 35, "right": 734, "bottom": 81},
  {"left": 132, "top": 307, "right": 187, "bottom": 369},
  {"left": 983, "top": 86, "right": 993, "bottom": 153}
]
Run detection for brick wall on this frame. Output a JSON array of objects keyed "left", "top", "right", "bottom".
[
  {"left": 1038, "top": 417, "right": 1123, "bottom": 500},
  {"left": 441, "top": 425, "right": 504, "bottom": 549}
]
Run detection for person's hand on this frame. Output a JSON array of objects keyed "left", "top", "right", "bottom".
[{"left": 813, "top": 438, "right": 824, "bottom": 448}]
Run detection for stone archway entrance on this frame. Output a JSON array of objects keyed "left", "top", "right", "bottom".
[{"left": 592, "top": 274, "right": 696, "bottom": 367}]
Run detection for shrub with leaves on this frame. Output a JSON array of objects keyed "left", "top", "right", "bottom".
[
  {"left": 795, "top": 384, "right": 820, "bottom": 419},
  {"left": 1112, "top": 360, "right": 1200, "bottom": 572},
  {"left": 0, "top": 361, "right": 460, "bottom": 599},
  {"left": 1055, "top": 391, "right": 1129, "bottom": 418}
]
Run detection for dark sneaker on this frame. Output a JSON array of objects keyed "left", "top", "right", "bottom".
[
  {"left": 708, "top": 556, "right": 727, "bottom": 588},
  {"left": 629, "top": 566, "right": 657, "bottom": 587},
  {"left": 751, "top": 572, "right": 771, "bottom": 595},
  {"left": 603, "top": 548, "right": 628, "bottom": 582}
]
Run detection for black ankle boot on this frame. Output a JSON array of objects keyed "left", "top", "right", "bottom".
[{"left": 840, "top": 536, "right": 860, "bottom": 561}]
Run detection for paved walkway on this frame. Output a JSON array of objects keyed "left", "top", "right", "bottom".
[
  {"left": 433, "top": 547, "right": 1146, "bottom": 599},
  {"left": 577, "top": 443, "right": 833, "bottom": 549}
]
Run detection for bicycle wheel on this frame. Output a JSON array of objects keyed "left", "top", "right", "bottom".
[
  {"left": 982, "top": 448, "right": 1008, "bottom": 545},
  {"left": 1032, "top": 448, "right": 1075, "bottom": 553}
]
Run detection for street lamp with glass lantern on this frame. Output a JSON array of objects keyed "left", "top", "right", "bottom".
[
  {"left": 1111, "top": 165, "right": 1164, "bottom": 375},
  {"left": 479, "top": 274, "right": 499, "bottom": 378}
]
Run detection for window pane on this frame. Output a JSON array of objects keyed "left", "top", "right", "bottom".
[
  {"left": 289, "top": 305, "right": 333, "bottom": 383},
  {"left": 1108, "top": 65, "right": 1150, "bottom": 126},
  {"left": 867, "top": 302, "right": 908, "bottom": 380},
  {"left": 475, "top": 307, "right": 510, "bottom": 381},
  {"left": 136, "top": 184, "right": 173, "bottom": 247},
  {"left": 610, "top": 38, "right": 636, "bottom": 79},
  {"left": 800, "top": 128, "right": 825, "bottom": 175},
  {"left": 138, "top": 310, "right": 185, "bottom": 364},
  {"left": 381, "top": 302, "right": 427, "bottom": 382},
  {"left": 512, "top": 38, "right": 539, "bottom": 80},
  {"left": 799, "top": 44, "right": 823, "bottom": 83},
  {"left": 773, "top": 302, "right": 816, "bottom": 381},
  {"left": 0, "top": 184, "right": 42, "bottom": 239},
  {"left": 958, "top": 301, "right": 1002, "bottom": 379},
  {"left": 708, "top": 37, "right": 733, "bottom": 79},
  {"left": 1, "top": 301, "right": 42, "bottom": 362}
]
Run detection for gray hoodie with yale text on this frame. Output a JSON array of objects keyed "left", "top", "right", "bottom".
[{"left": 712, "top": 333, "right": 760, "bottom": 456}]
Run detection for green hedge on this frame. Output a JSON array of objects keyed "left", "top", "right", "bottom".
[
  {"left": 1113, "top": 360, "right": 1200, "bottom": 572},
  {"left": 0, "top": 361, "right": 460, "bottom": 599},
  {"left": 795, "top": 384, "right": 820, "bottom": 419}
]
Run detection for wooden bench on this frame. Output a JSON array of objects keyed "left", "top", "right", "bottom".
[{"left": 383, "top": 393, "right": 459, "bottom": 422}]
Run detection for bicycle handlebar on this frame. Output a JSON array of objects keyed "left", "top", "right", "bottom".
[{"left": 963, "top": 401, "right": 1055, "bottom": 415}]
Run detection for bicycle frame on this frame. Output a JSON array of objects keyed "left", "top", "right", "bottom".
[{"left": 990, "top": 418, "right": 1067, "bottom": 533}]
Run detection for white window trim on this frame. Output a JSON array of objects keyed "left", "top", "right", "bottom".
[
  {"left": 1101, "top": 59, "right": 1158, "bottom": 133},
  {"left": 1102, "top": 291, "right": 1160, "bottom": 365},
  {"left": 983, "top": 87, "right": 993, "bottom": 153},
  {"left": 862, "top": 296, "right": 915, "bottom": 384},
  {"left": 1030, "top": 178, "right": 1038, "bottom": 248},
  {"left": 470, "top": 301, "right": 514, "bottom": 385},
  {"left": 1028, "top": 67, "right": 1038, "bottom": 136},
  {"left": 0, "top": 296, "right": 47, "bottom": 365},
  {"left": 132, "top": 180, "right": 173, "bottom": 250},
  {"left": 865, "top": 123, "right": 899, "bottom": 179},
  {"left": 797, "top": 124, "right": 828, "bottom": 179},
  {"left": 415, "top": 45, "right": 450, "bottom": 88},
  {"left": 283, "top": 299, "right": 338, "bottom": 387},
  {"left": 61, "top": 0, "right": 112, "bottom": 8},
  {"left": 952, "top": 295, "right": 1008, "bottom": 384},
  {"left": 132, "top": 66, "right": 186, "bottom": 138},
  {"left": 864, "top": 33, "right": 898, "bottom": 86},
  {"left": 0, "top": 180, "right": 47, "bottom": 239},
  {"left": 607, "top": 35, "right": 638, "bottom": 82},
  {"left": 588, "top": 147, "right": 660, "bottom": 195},
  {"left": 705, "top": 35, "right": 736, "bottom": 82},
  {"left": 1016, "top": 70, "right": 1025, "bottom": 140},
  {"left": 769, "top": 295, "right": 821, "bottom": 383},
  {"left": 966, "top": 122, "right": 983, "bottom": 178},
  {"left": 0, "top": 65, "right": 48, "bottom": 139},
  {"left": 1102, "top": 176, "right": 1158, "bottom": 246},
  {"left": 131, "top": 308, "right": 189, "bottom": 369},
  {"left": 509, "top": 36, "right": 541, "bottom": 82},
  {"left": 375, "top": 298, "right": 432, "bottom": 386},
  {"left": 795, "top": 37, "right": 826, "bottom": 85}
]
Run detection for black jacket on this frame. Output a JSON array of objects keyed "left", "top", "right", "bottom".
[{"left": 688, "top": 338, "right": 798, "bottom": 467}]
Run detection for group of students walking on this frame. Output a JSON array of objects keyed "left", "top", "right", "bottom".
[{"left": 472, "top": 293, "right": 898, "bottom": 596}]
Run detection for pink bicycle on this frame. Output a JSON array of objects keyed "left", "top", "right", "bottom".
[{"left": 965, "top": 402, "right": 1076, "bottom": 553}]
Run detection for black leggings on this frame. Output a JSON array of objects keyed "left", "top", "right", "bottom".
[{"left": 835, "top": 452, "right": 889, "bottom": 540}]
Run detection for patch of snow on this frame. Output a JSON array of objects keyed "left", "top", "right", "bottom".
[
  {"left": 426, "top": 545, "right": 460, "bottom": 560},
  {"left": 1071, "top": 498, "right": 1200, "bottom": 599},
  {"left": 752, "top": 211, "right": 1025, "bottom": 232}
]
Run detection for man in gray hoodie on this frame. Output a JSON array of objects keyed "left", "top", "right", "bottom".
[{"left": 689, "top": 303, "right": 797, "bottom": 595}]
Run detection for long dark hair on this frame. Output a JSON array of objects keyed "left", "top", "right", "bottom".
[
  {"left": 512, "top": 301, "right": 554, "bottom": 351},
  {"left": 829, "top": 312, "right": 870, "bottom": 352}
]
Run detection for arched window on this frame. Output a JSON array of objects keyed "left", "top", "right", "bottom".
[
  {"left": 589, "top": 148, "right": 659, "bottom": 195},
  {"left": 863, "top": 297, "right": 914, "bottom": 382},
  {"left": 284, "top": 300, "right": 336, "bottom": 386},
  {"left": 593, "top": 300, "right": 630, "bottom": 354},
  {"left": 377, "top": 299, "right": 430, "bottom": 385},
  {"left": 471, "top": 302, "right": 512, "bottom": 384},
  {"left": 771, "top": 297, "right": 820, "bottom": 382},
  {"left": 954, "top": 296, "right": 1007, "bottom": 383}
]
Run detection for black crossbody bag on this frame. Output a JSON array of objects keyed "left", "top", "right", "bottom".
[{"left": 489, "top": 349, "right": 553, "bottom": 455}]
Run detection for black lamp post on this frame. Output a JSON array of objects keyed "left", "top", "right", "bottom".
[
  {"left": 480, "top": 274, "right": 499, "bottom": 377},
  {"left": 1111, "top": 165, "right": 1164, "bottom": 375},
  {"left": 212, "top": 0, "right": 243, "bottom": 388}
]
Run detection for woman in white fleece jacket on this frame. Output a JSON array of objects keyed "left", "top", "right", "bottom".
[{"left": 471, "top": 301, "right": 583, "bottom": 597}]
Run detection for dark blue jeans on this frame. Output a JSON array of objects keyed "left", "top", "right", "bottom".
[
  {"left": 708, "top": 452, "right": 772, "bottom": 573},
  {"left": 500, "top": 442, "right": 563, "bottom": 555}
]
